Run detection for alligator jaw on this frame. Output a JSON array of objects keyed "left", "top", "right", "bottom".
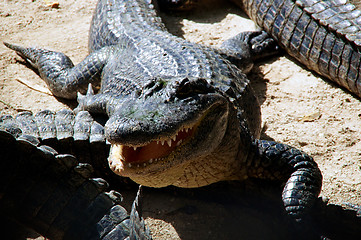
[{"left": 108, "top": 124, "right": 197, "bottom": 175}]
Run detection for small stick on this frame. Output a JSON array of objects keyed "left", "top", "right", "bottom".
[{"left": 16, "top": 78, "right": 53, "bottom": 96}]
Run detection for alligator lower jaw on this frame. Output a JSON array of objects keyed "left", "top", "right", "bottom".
[{"left": 108, "top": 124, "right": 196, "bottom": 175}]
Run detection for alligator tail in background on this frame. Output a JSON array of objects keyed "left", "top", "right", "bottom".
[
  {"left": 237, "top": 0, "right": 361, "bottom": 98},
  {"left": 129, "top": 186, "right": 152, "bottom": 240},
  {"left": 0, "top": 123, "right": 150, "bottom": 239}
]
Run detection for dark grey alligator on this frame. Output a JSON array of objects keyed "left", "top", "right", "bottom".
[
  {"left": 1, "top": 0, "right": 359, "bottom": 239},
  {"left": 4, "top": 0, "right": 321, "bottom": 220},
  {"left": 234, "top": 0, "right": 361, "bottom": 98},
  {"left": 0, "top": 122, "right": 150, "bottom": 239}
]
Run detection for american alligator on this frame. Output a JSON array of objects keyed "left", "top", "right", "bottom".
[
  {"left": 0, "top": 127, "right": 150, "bottom": 239},
  {"left": 1, "top": 0, "right": 359, "bottom": 239},
  {"left": 4, "top": 0, "right": 322, "bottom": 218}
]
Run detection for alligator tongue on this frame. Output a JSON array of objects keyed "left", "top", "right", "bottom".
[{"left": 120, "top": 126, "right": 195, "bottom": 163}]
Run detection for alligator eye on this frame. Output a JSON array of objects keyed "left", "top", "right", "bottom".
[{"left": 175, "top": 78, "right": 214, "bottom": 98}]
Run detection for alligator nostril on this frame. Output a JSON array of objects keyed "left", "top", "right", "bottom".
[
  {"left": 142, "top": 78, "right": 166, "bottom": 98},
  {"left": 143, "top": 79, "right": 156, "bottom": 89}
]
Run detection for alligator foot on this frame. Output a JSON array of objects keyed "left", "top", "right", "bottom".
[
  {"left": 220, "top": 30, "right": 280, "bottom": 73},
  {"left": 3, "top": 42, "right": 113, "bottom": 99}
]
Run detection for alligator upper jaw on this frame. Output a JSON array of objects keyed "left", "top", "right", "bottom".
[{"left": 108, "top": 123, "right": 197, "bottom": 175}]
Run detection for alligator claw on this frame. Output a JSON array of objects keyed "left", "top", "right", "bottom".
[
  {"left": 86, "top": 83, "right": 95, "bottom": 96},
  {"left": 248, "top": 31, "right": 279, "bottom": 59}
]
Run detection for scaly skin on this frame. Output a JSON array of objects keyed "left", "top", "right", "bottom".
[
  {"left": 178, "top": 0, "right": 361, "bottom": 97},
  {"left": 0, "top": 128, "right": 150, "bottom": 240},
  {"left": 4, "top": 0, "right": 262, "bottom": 189},
  {"left": 3, "top": 0, "right": 322, "bottom": 223},
  {"left": 235, "top": 0, "right": 361, "bottom": 97},
  {"left": 2, "top": 113, "right": 361, "bottom": 238}
]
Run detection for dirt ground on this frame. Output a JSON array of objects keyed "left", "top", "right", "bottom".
[{"left": 1, "top": 0, "right": 360, "bottom": 239}]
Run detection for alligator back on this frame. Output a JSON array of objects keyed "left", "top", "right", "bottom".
[
  {"left": 89, "top": 0, "right": 166, "bottom": 52},
  {"left": 239, "top": 0, "right": 361, "bottom": 97}
]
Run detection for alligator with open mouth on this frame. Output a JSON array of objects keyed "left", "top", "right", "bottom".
[{"left": 2, "top": 0, "right": 361, "bottom": 239}]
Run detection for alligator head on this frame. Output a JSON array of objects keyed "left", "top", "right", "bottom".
[{"left": 105, "top": 76, "right": 241, "bottom": 187}]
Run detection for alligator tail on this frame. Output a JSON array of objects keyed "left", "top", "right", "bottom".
[
  {"left": 129, "top": 186, "right": 151, "bottom": 240},
  {"left": 239, "top": 0, "right": 361, "bottom": 98},
  {"left": 0, "top": 129, "right": 151, "bottom": 239},
  {"left": 0, "top": 109, "right": 128, "bottom": 184}
]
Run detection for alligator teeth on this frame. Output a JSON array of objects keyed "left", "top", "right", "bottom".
[
  {"left": 137, "top": 164, "right": 140, "bottom": 168},
  {"left": 172, "top": 135, "right": 177, "bottom": 142},
  {"left": 167, "top": 139, "right": 172, "bottom": 147},
  {"left": 133, "top": 146, "right": 137, "bottom": 151},
  {"left": 161, "top": 140, "right": 165, "bottom": 145},
  {"left": 149, "top": 159, "right": 153, "bottom": 163},
  {"left": 143, "top": 163, "right": 147, "bottom": 167},
  {"left": 128, "top": 163, "right": 132, "bottom": 168},
  {"left": 176, "top": 139, "right": 182, "bottom": 146},
  {"left": 185, "top": 128, "right": 189, "bottom": 133}
]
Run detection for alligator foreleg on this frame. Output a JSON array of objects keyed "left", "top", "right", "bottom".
[
  {"left": 3, "top": 42, "right": 113, "bottom": 99},
  {"left": 247, "top": 139, "right": 322, "bottom": 222},
  {"left": 220, "top": 30, "right": 280, "bottom": 71}
]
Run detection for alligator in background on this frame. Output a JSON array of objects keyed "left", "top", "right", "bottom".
[
  {"left": 1, "top": 0, "right": 361, "bottom": 239},
  {"left": 0, "top": 126, "right": 150, "bottom": 239},
  {"left": 234, "top": 0, "right": 361, "bottom": 98}
]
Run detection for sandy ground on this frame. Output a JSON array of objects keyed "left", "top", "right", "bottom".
[{"left": 1, "top": 0, "right": 360, "bottom": 239}]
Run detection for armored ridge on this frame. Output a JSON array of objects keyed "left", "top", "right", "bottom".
[
  {"left": 237, "top": 0, "right": 361, "bottom": 98},
  {"left": 0, "top": 110, "right": 117, "bottom": 181}
]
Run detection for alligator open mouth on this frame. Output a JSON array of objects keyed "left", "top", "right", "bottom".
[{"left": 109, "top": 124, "right": 197, "bottom": 170}]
